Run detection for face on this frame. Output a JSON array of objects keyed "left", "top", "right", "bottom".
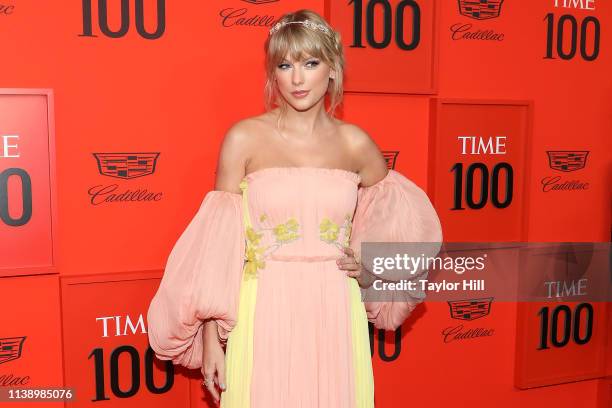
[{"left": 274, "top": 52, "right": 335, "bottom": 112}]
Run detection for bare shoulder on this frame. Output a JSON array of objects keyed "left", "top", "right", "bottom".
[
  {"left": 225, "top": 115, "right": 267, "bottom": 138},
  {"left": 214, "top": 118, "right": 260, "bottom": 193},
  {"left": 223, "top": 113, "right": 273, "bottom": 158},
  {"left": 338, "top": 121, "right": 371, "bottom": 150},
  {"left": 224, "top": 113, "right": 273, "bottom": 147},
  {"left": 339, "top": 121, "right": 388, "bottom": 186}
]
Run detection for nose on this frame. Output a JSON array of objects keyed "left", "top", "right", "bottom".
[{"left": 291, "top": 66, "right": 304, "bottom": 86}]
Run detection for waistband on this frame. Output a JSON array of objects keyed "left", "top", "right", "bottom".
[{"left": 266, "top": 254, "right": 344, "bottom": 262}]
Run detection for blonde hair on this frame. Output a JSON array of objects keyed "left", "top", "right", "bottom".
[{"left": 263, "top": 9, "right": 345, "bottom": 118}]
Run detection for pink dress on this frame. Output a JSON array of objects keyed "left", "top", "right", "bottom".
[{"left": 146, "top": 167, "right": 442, "bottom": 407}]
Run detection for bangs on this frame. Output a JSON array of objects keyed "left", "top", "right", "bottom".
[{"left": 268, "top": 26, "right": 328, "bottom": 65}]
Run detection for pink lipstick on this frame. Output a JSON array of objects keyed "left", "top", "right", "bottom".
[{"left": 292, "top": 90, "right": 309, "bottom": 98}]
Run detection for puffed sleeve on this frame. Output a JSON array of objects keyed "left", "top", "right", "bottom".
[
  {"left": 146, "top": 190, "right": 245, "bottom": 369},
  {"left": 350, "top": 169, "right": 443, "bottom": 331}
]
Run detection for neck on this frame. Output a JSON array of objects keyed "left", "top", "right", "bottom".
[{"left": 276, "top": 98, "right": 331, "bottom": 140}]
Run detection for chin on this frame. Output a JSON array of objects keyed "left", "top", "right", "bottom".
[{"left": 289, "top": 103, "right": 315, "bottom": 112}]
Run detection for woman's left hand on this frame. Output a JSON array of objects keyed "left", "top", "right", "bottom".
[{"left": 337, "top": 246, "right": 375, "bottom": 288}]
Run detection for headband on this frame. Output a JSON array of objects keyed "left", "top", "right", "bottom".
[{"left": 269, "top": 19, "right": 331, "bottom": 36}]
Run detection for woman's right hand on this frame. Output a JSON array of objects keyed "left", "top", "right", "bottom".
[{"left": 201, "top": 320, "right": 227, "bottom": 405}]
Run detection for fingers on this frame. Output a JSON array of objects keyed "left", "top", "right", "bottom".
[
  {"left": 336, "top": 254, "right": 361, "bottom": 278},
  {"left": 340, "top": 246, "right": 355, "bottom": 258},
  {"left": 201, "top": 368, "right": 220, "bottom": 404},
  {"left": 217, "top": 360, "right": 227, "bottom": 392},
  {"left": 202, "top": 375, "right": 219, "bottom": 404}
]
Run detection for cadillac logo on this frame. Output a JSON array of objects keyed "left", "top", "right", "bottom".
[
  {"left": 240, "top": 0, "right": 279, "bottom": 3},
  {"left": 93, "top": 152, "right": 160, "bottom": 179},
  {"left": 546, "top": 151, "right": 589, "bottom": 172},
  {"left": 448, "top": 297, "right": 493, "bottom": 320},
  {"left": 382, "top": 151, "right": 399, "bottom": 169},
  {"left": 458, "top": 0, "right": 504, "bottom": 20},
  {"left": 0, "top": 336, "right": 26, "bottom": 365}
]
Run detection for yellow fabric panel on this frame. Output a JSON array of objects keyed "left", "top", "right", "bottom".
[
  {"left": 221, "top": 271, "right": 257, "bottom": 408},
  {"left": 348, "top": 277, "right": 375, "bottom": 407}
]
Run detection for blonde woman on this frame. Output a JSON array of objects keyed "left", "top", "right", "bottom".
[{"left": 147, "top": 9, "right": 442, "bottom": 407}]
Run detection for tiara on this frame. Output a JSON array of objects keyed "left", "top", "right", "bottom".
[{"left": 269, "top": 19, "right": 331, "bottom": 36}]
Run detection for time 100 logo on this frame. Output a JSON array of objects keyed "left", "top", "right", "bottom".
[
  {"left": 80, "top": 0, "right": 166, "bottom": 40},
  {"left": 349, "top": 0, "right": 421, "bottom": 51}
]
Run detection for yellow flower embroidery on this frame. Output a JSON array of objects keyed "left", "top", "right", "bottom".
[
  {"left": 243, "top": 226, "right": 267, "bottom": 279},
  {"left": 246, "top": 226, "right": 263, "bottom": 246},
  {"left": 319, "top": 214, "right": 353, "bottom": 248},
  {"left": 244, "top": 244, "right": 265, "bottom": 279},
  {"left": 242, "top": 218, "right": 300, "bottom": 279},
  {"left": 343, "top": 214, "right": 353, "bottom": 247},
  {"left": 319, "top": 217, "right": 340, "bottom": 243},
  {"left": 273, "top": 218, "right": 300, "bottom": 243}
]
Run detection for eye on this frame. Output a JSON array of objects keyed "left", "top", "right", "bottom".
[
  {"left": 305, "top": 59, "right": 320, "bottom": 68},
  {"left": 277, "top": 63, "right": 291, "bottom": 70}
]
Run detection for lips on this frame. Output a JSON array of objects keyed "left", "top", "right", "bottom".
[{"left": 292, "top": 90, "right": 309, "bottom": 97}]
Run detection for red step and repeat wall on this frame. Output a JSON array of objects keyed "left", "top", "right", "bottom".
[{"left": 1, "top": 1, "right": 610, "bottom": 407}]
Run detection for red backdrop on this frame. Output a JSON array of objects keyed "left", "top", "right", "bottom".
[{"left": 0, "top": 1, "right": 610, "bottom": 407}]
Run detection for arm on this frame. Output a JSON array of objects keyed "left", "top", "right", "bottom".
[
  {"left": 205, "top": 120, "right": 252, "bottom": 341},
  {"left": 346, "top": 124, "right": 388, "bottom": 283},
  {"left": 345, "top": 124, "right": 443, "bottom": 330},
  {"left": 200, "top": 122, "right": 252, "bottom": 402},
  {"left": 346, "top": 123, "right": 389, "bottom": 187},
  {"left": 214, "top": 120, "right": 253, "bottom": 193}
]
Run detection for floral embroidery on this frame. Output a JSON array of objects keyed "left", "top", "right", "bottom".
[
  {"left": 343, "top": 214, "right": 352, "bottom": 247},
  {"left": 273, "top": 218, "right": 300, "bottom": 243},
  {"left": 240, "top": 178, "right": 266, "bottom": 280},
  {"left": 242, "top": 213, "right": 301, "bottom": 280},
  {"left": 244, "top": 244, "right": 266, "bottom": 279},
  {"left": 319, "top": 214, "right": 353, "bottom": 249},
  {"left": 319, "top": 218, "right": 340, "bottom": 243},
  {"left": 243, "top": 226, "right": 266, "bottom": 280},
  {"left": 246, "top": 225, "right": 263, "bottom": 246}
]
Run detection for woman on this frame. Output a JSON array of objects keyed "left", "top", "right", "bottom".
[{"left": 146, "top": 9, "right": 443, "bottom": 408}]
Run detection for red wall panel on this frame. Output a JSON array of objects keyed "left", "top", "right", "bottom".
[{"left": 0, "top": 1, "right": 609, "bottom": 407}]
